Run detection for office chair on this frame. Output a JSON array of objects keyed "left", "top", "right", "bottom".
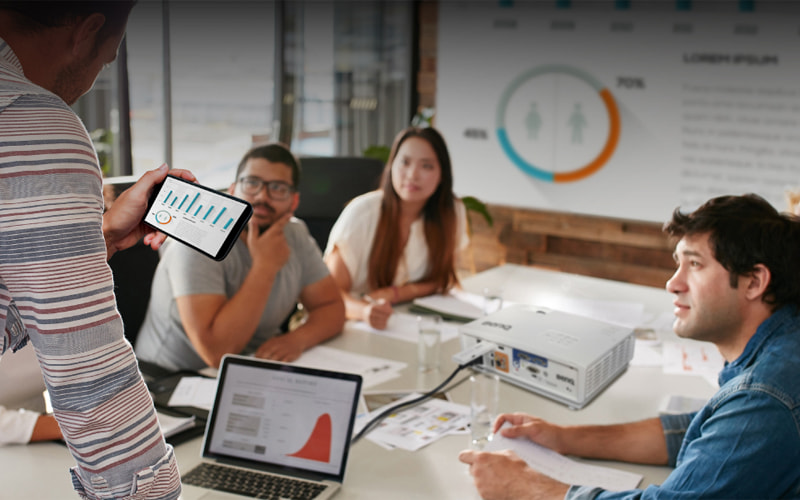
[{"left": 294, "top": 156, "right": 385, "bottom": 251}]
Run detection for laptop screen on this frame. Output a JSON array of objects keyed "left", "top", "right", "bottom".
[{"left": 201, "top": 355, "right": 363, "bottom": 482}]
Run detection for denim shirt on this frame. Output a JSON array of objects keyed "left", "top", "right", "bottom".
[{"left": 566, "top": 306, "right": 800, "bottom": 500}]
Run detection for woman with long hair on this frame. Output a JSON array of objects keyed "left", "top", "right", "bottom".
[{"left": 324, "top": 126, "right": 469, "bottom": 329}]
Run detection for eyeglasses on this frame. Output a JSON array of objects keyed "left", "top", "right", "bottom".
[{"left": 237, "top": 176, "right": 296, "bottom": 200}]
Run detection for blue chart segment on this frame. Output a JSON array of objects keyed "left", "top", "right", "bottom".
[
  {"left": 186, "top": 192, "right": 200, "bottom": 212},
  {"left": 145, "top": 177, "right": 249, "bottom": 257},
  {"left": 213, "top": 207, "right": 227, "bottom": 225}
]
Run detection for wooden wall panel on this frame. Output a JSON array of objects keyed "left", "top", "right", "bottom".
[{"left": 459, "top": 204, "right": 676, "bottom": 289}]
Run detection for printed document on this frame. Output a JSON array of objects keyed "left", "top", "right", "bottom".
[
  {"left": 348, "top": 313, "right": 460, "bottom": 344},
  {"left": 485, "top": 423, "right": 643, "bottom": 491},
  {"left": 292, "top": 345, "right": 407, "bottom": 388}
]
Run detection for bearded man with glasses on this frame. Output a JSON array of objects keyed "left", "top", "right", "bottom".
[{"left": 135, "top": 144, "right": 345, "bottom": 371}]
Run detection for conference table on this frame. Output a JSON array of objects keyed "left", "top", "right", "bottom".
[{"left": 1, "top": 264, "right": 719, "bottom": 499}]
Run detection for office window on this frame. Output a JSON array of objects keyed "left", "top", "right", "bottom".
[
  {"left": 168, "top": 1, "right": 276, "bottom": 188},
  {"left": 282, "top": 1, "right": 336, "bottom": 156},
  {"left": 285, "top": 1, "right": 414, "bottom": 157},
  {"left": 126, "top": 1, "right": 165, "bottom": 178},
  {"left": 77, "top": 1, "right": 412, "bottom": 183},
  {"left": 72, "top": 56, "right": 124, "bottom": 177}
]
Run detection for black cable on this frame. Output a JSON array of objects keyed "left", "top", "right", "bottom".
[{"left": 351, "top": 358, "right": 481, "bottom": 444}]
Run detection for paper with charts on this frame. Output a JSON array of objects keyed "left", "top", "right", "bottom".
[
  {"left": 363, "top": 395, "right": 471, "bottom": 452},
  {"left": 485, "top": 423, "right": 642, "bottom": 492}
]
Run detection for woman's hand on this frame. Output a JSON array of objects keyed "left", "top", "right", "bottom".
[{"left": 363, "top": 298, "right": 393, "bottom": 329}]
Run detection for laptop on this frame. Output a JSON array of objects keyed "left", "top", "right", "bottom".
[{"left": 180, "top": 354, "right": 363, "bottom": 500}]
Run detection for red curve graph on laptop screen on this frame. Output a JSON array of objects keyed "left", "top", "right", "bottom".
[{"left": 288, "top": 413, "right": 332, "bottom": 463}]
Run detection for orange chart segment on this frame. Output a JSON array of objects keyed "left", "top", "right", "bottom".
[
  {"left": 288, "top": 413, "right": 332, "bottom": 463},
  {"left": 553, "top": 89, "right": 620, "bottom": 183}
]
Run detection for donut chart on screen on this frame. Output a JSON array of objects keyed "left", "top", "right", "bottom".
[{"left": 496, "top": 64, "right": 621, "bottom": 183}]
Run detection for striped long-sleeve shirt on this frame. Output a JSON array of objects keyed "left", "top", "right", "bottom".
[{"left": 0, "top": 39, "right": 181, "bottom": 499}]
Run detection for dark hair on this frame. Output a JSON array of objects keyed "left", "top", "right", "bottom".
[
  {"left": 663, "top": 193, "right": 800, "bottom": 310},
  {"left": 368, "top": 126, "right": 459, "bottom": 293},
  {"left": 0, "top": 1, "right": 136, "bottom": 41},
  {"left": 235, "top": 142, "right": 300, "bottom": 187}
]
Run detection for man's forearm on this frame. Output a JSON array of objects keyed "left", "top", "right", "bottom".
[
  {"left": 102, "top": 210, "right": 121, "bottom": 260},
  {"left": 182, "top": 266, "right": 279, "bottom": 367},
  {"left": 562, "top": 417, "right": 668, "bottom": 465},
  {"left": 289, "top": 300, "right": 346, "bottom": 348},
  {"left": 35, "top": 334, "right": 181, "bottom": 499}
]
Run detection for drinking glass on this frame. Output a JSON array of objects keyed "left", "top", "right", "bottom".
[
  {"left": 470, "top": 371, "right": 500, "bottom": 449},
  {"left": 417, "top": 314, "right": 442, "bottom": 373},
  {"left": 482, "top": 286, "right": 504, "bottom": 316}
]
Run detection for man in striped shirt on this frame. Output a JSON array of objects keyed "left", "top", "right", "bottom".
[{"left": 0, "top": 2, "right": 191, "bottom": 498}]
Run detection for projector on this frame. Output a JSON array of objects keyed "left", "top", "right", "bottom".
[{"left": 458, "top": 304, "right": 635, "bottom": 409}]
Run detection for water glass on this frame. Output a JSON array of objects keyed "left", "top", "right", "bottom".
[
  {"left": 470, "top": 371, "right": 500, "bottom": 449},
  {"left": 482, "top": 286, "right": 504, "bottom": 316},
  {"left": 417, "top": 314, "right": 442, "bottom": 373}
]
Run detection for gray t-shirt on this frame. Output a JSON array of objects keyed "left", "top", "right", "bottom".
[{"left": 135, "top": 218, "right": 329, "bottom": 372}]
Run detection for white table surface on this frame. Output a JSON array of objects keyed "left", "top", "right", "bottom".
[{"left": 2, "top": 264, "right": 718, "bottom": 499}]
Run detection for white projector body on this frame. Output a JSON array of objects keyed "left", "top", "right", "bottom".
[{"left": 459, "top": 304, "right": 635, "bottom": 409}]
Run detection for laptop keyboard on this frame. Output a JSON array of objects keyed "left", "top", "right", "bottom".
[{"left": 183, "top": 462, "right": 329, "bottom": 500}]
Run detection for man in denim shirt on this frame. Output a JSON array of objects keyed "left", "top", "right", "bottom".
[{"left": 460, "top": 194, "right": 800, "bottom": 499}]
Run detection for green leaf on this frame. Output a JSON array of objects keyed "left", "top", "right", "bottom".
[
  {"left": 362, "top": 145, "right": 391, "bottom": 164},
  {"left": 462, "top": 195, "right": 493, "bottom": 229}
]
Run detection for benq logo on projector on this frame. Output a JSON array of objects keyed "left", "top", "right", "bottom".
[
  {"left": 480, "top": 321, "right": 512, "bottom": 331},
  {"left": 557, "top": 374, "right": 576, "bottom": 386}
]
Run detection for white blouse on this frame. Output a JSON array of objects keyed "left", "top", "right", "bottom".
[
  {"left": 324, "top": 190, "right": 469, "bottom": 295},
  {"left": 0, "top": 406, "right": 38, "bottom": 446}
]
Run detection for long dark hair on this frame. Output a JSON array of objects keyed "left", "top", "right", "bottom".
[{"left": 367, "top": 126, "right": 459, "bottom": 293}]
